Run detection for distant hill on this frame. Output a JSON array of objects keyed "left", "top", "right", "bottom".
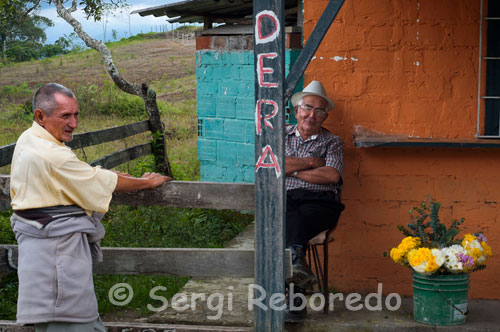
[{"left": 0, "top": 33, "right": 196, "bottom": 106}]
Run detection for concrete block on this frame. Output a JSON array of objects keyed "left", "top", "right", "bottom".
[
  {"left": 218, "top": 80, "right": 239, "bottom": 97},
  {"left": 224, "top": 119, "right": 246, "bottom": 142},
  {"left": 217, "top": 141, "right": 238, "bottom": 163},
  {"left": 245, "top": 120, "right": 255, "bottom": 144},
  {"left": 237, "top": 81, "right": 254, "bottom": 98},
  {"left": 200, "top": 161, "right": 226, "bottom": 182},
  {"left": 236, "top": 97, "right": 255, "bottom": 120},
  {"left": 203, "top": 118, "right": 224, "bottom": 139},
  {"left": 239, "top": 65, "right": 255, "bottom": 81},
  {"left": 245, "top": 52, "right": 254, "bottom": 65},
  {"left": 197, "top": 95, "right": 216, "bottom": 117},
  {"left": 195, "top": 35, "right": 211, "bottom": 50},
  {"left": 213, "top": 65, "right": 231, "bottom": 81},
  {"left": 212, "top": 36, "right": 227, "bottom": 49},
  {"left": 199, "top": 51, "right": 215, "bottom": 65},
  {"left": 230, "top": 52, "right": 252, "bottom": 65},
  {"left": 233, "top": 168, "right": 249, "bottom": 182},
  {"left": 228, "top": 36, "right": 247, "bottom": 50},
  {"left": 197, "top": 81, "right": 217, "bottom": 96},
  {"left": 243, "top": 166, "right": 255, "bottom": 183},
  {"left": 197, "top": 65, "right": 214, "bottom": 82},
  {"left": 237, "top": 143, "right": 255, "bottom": 165},
  {"left": 230, "top": 65, "right": 241, "bottom": 80},
  {"left": 197, "top": 138, "right": 217, "bottom": 161},
  {"left": 216, "top": 96, "right": 236, "bottom": 118}
]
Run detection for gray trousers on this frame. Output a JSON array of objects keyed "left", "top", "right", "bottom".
[{"left": 34, "top": 317, "right": 106, "bottom": 332}]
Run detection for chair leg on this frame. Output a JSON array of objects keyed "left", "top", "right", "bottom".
[
  {"left": 311, "top": 245, "right": 323, "bottom": 292},
  {"left": 323, "top": 239, "right": 329, "bottom": 314}
]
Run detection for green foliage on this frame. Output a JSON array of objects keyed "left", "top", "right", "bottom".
[
  {"left": 98, "top": 94, "right": 145, "bottom": 117},
  {"left": 0, "top": 209, "right": 16, "bottom": 244},
  {"left": 397, "top": 196, "right": 465, "bottom": 248},
  {"left": 5, "top": 40, "right": 42, "bottom": 62},
  {"left": 0, "top": 82, "right": 31, "bottom": 100},
  {"left": 101, "top": 206, "right": 253, "bottom": 249},
  {"left": 73, "top": 82, "right": 145, "bottom": 118},
  {"left": 0, "top": 1, "right": 53, "bottom": 61},
  {"left": 174, "top": 25, "right": 202, "bottom": 32},
  {"left": 0, "top": 272, "right": 18, "bottom": 320},
  {"left": 94, "top": 274, "right": 190, "bottom": 316}
]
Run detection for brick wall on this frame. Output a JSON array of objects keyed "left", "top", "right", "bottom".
[
  {"left": 196, "top": 34, "right": 302, "bottom": 183},
  {"left": 304, "top": 0, "right": 500, "bottom": 299}
]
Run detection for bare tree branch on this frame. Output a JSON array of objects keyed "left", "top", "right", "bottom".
[
  {"left": 70, "top": 0, "right": 77, "bottom": 12},
  {"left": 51, "top": 0, "right": 141, "bottom": 96},
  {"left": 49, "top": 0, "right": 172, "bottom": 176}
]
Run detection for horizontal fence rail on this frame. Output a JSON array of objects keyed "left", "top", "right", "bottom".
[
  {"left": 0, "top": 245, "right": 291, "bottom": 278},
  {"left": 0, "top": 120, "right": 151, "bottom": 168},
  {"left": 0, "top": 245, "right": 292, "bottom": 278},
  {"left": 68, "top": 120, "right": 150, "bottom": 149},
  {"left": 0, "top": 176, "right": 254, "bottom": 211},
  {"left": 0, "top": 143, "right": 15, "bottom": 168},
  {"left": 90, "top": 143, "right": 152, "bottom": 169}
]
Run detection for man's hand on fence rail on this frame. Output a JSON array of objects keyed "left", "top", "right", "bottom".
[{"left": 114, "top": 172, "right": 172, "bottom": 192}]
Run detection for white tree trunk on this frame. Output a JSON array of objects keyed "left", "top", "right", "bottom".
[{"left": 51, "top": 0, "right": 171, "bottom": 176}]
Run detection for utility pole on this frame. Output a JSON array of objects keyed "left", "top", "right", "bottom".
[{"left": 253, "top": 0, "right": 286, "bottom": 331}]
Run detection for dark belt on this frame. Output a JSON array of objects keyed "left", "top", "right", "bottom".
[{"left": 14, "top": 205, "right": 86, "bottom": 227}]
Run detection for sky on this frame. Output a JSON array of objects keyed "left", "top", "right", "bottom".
[{"left": 40, "top": 0, "right": 183, "bottom": 44}]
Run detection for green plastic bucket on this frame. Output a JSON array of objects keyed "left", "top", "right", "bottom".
[{"left": 412, "top": 272, "right": 469, "bottom": 325}]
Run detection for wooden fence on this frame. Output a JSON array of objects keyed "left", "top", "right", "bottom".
[
  {"left": 0, "top": 114, "right": 170, "bottom": 174},
  {"left": 0, "top": 119, "right": 291, "bottom": 331}
]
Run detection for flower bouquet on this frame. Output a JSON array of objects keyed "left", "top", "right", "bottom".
[
  {"left": 389, "top": 196, "right": 492, "bottom": 275},
  {"left": 388, "top": 196, "right": 493, "bottom": 326}
]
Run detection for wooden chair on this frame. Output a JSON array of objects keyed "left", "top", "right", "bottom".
[{"left": 307, "top": 225, "right": 337, "bottom": 314}]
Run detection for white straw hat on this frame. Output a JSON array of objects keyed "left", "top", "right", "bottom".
[{"left": 291, "top": 80, "right": 335, "bottom": 111}]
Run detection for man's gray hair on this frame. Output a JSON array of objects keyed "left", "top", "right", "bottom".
[{"left": 32, "top": 83, "right": 75, "bottom": 116}]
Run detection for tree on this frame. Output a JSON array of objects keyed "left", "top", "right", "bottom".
[
  {"left": 50, "top": 0, "right": 172, "bottom": 176},
  {"left": 0, "top": 0, "right": 53, "bottom": 62}
]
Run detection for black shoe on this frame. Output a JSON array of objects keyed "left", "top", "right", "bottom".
[
  {"left": 284, "top": 307, "right": 307, "bottom": 322},
  {"left": 286, "top": 246, "right": 316, "bottom": 288},
  {"left": 284, "top": 284, "right": 307, "bottom": 322}
]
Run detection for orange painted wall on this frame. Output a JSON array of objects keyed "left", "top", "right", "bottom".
[{"left": 303, "top": 0, "right": 500, "bottom": 298}]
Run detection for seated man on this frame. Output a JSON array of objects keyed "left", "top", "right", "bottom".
[{"left": 285, "top": 81, "right": 345, "bottom": 320}]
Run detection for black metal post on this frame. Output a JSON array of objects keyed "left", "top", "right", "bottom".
[{"left": 253, "top": 0, "right": 286, "bottom": 331}]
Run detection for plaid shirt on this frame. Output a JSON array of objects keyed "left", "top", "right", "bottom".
[{"left": 285, "top": 125, "right": 344, "bottom": 195}]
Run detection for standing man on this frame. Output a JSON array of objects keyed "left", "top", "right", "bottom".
[
  {"left": 10, "top": 83, "right": 171, "bottom": 331},
  {"left": 285, "top": 81, "right": 345, "bottom": 320}
]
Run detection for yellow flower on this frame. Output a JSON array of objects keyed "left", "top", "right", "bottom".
[
  {"left": 399, "top": 236, "right": 421, "bottom": 252},
  {"left": 390, "top": 236, "right": 421, "bottom": 265},
  {"left": 463, "top": 233, "right": 477, "bottom": 244},
  {"left": 482, "top": 241, "right": 493, "bottom": 257},
  {"left": 390, "top": 248, "right": 405, "bottom": 264},
  {"left": 408, "top": 248, "right": 444, "bottom": 274}
]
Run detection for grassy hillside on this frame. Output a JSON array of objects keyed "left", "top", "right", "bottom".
[
  {"left": 0, "top": 33, "right": 254, "bottom": 321},
  {"left": 0, "top": 33, "right": 198, "bottom": 177}
]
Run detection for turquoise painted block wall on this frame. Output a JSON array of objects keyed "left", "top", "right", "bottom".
[{"left": 196, "top": 49, "right": 303, "bottom": 183}]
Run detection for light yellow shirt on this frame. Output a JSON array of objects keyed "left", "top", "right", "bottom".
[{"left": 10, "top": 122, "right": 118, "bottom": 215}]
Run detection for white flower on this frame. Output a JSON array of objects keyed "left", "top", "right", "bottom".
[
  {"left": 442, "top": 245, "right": 467, "bottom": 273},
  {"left": 431, "top": 248, "right": 445, "bottom": 267}
]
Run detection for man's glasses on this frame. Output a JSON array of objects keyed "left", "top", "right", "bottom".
[{"left": 298, "top": 104, "right": 327, "bottom": 116}]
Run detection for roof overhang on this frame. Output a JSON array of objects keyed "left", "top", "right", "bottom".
[{"left": 132, "top": 0, "right": 299, "bottom": 25}]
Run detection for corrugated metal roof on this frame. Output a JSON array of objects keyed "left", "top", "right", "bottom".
[{"left": 132, "top": 0, "right": 298, "bottom": 25}]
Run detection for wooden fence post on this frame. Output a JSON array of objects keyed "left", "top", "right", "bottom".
[
  {"left": 253, "top": 0, "right": 286, "bottom": 331},
  {"left": 142, "top": 84, "right": 172, "bottom": 177}
]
